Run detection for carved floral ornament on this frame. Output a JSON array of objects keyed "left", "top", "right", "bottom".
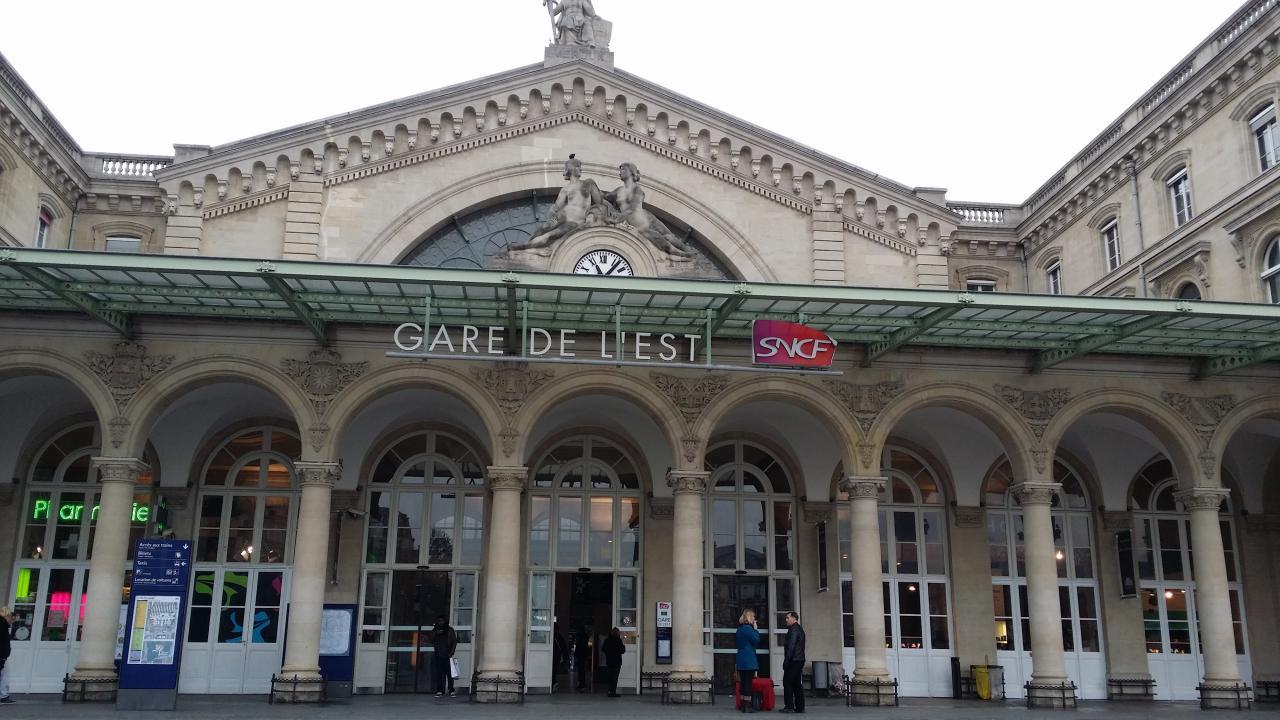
[
  {"left": 294, "top": 461, "right": 342, "bottom": 488},
  {"left": 488, "top": 466, "right": 529, "bottom": 491},
  {"left": 93, "top": 457, "right": 150, "bottom": 484},
  {"left": 667, "top": 471, "right": 709, "bottom": 494},
  {"left": 838, "top": 476, "right": 885, "bottom": 498},
  {"left": 821, "top": 379, "right": 902, "bottom": 434},
  {"left": 280, "top": 350, "right": 368, "bottom": 418},
  {"left": 650, "top": 372, "right": 727, "bottom": 463},
  {"left": 471, "top": 363, "right": 555, "bottom": 457},
  {"left": 1173, "top": 486, "right": 1230, "bottom": 511},
  {"left": 1161, "top": 391, "right": 1236, "bottom": 448},
  {"left": 84, "top": 341, "right": 175, "bottom": 409},
  {"left": 1010, "top": 481, "right": 1060, "bottom": 506},
  {"left": 993, "top": 384, "right": 1071, "bottom": 439}
]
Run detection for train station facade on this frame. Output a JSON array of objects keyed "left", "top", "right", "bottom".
[{"left": 2, "top": 1, "right": 1280, "bottom": 709}]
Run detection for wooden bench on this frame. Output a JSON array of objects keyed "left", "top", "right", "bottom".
[{"left": 1106, "top": 674, "right": 1156, "bottom": 701}]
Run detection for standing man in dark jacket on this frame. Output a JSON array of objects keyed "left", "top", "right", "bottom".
[
  {"left": 781, "top": 611, "right": 806, "bottom": 713},
  {"left": 0, "top": 606, "right": 14, "bottom": 704},
  {"left": 430, "top": 615, "right": 458, "bottom": 698},
  {"left": 602, "top": 627, "right": 626, "bottom": 697}
]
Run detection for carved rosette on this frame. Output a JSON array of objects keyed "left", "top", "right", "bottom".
[
  {"left": 281, "top": 350, "right": 368, "bottom": 418},
  {"left": 821, "top": 380, "right": 902, "bottom": 434},
  {"left": 1162, "top": 392, "right": 1236, "bottom": 449},
  {"left": 838, "top": 476, "right": 885, "bottom": 499},
  {"left": 92, "top": 457, "right": 150, "bottom": 484},
  {"left": 84, "top": 341, "right": 175, "bottom": 409},
  {"left": 472, "top": 364, "right": 555, "bottom": 458},
  {"left": 667, "top": 471, "right": 709, "bottom": 495},
  {"left": 952, "top": 506, "right": 986, "bottom": 528},
  {"left": 487, "top": 466, "right": 529, "bottom": 492},
  {"left": 1173, "top": 487, "right": 1230, "bottom": 511},
  {"left": 993, "top": 385, "right": 1071, "bottom": 439},
  {"left": 1010, "top": 481, "right": 1061, "bottom": 507},
  {"left": 651, "top": 372, "right": 728, "bottom": 463},
  {"left": 294, "top": 461, "right": 341, "bottom": 488}
]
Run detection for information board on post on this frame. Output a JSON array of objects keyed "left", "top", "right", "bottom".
[
  {"left": 655, "top": 601, "right": 672, "bottom": 665},
  {"left": 117, "top": 538, "right": 193, "bottom": 711}
]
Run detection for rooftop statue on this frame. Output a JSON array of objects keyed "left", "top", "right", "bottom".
[{"left": 544, "top": 0, "right": 598, "bottom": 47}]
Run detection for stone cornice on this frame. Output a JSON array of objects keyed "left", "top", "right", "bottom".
[{"left": 202, "top": 186, "right": 291, "bottom": 219}]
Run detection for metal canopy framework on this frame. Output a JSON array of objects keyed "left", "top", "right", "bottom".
[{"left": 2, "top": 248, "right": 1280, "bottom": 377}]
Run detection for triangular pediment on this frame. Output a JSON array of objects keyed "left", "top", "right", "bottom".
[{"left": 158, "top": 59, "right": 958, "bottom": 240}]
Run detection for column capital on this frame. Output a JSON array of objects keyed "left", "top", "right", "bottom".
[
  {"left": 667, "top": 470, "right": 709, "bottom": 495},
  {"left": 487, "top": 466, "right": 528, "bottom": 492},
  {"left": 294, "top": 461, "right": 341, "bottom": 488},
  {"left": 1174, "top": 486, "right": 1230, "bottom": 511},
  {"left": 91, "top": 457, "right": 149, "bottom": 484},
  {"left": 1010, "top": 481, "right": 1061, "bottom": 506},
  {"left": 839, "top": 475, "right": 886, "bottom": 499}
]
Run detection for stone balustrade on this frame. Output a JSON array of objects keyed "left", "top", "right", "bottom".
[{"left": 87, "top": 153, "right": 172, "bottom": 178}]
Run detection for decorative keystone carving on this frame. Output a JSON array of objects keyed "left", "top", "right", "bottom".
[
  {"left": 1162, "top": 392, "right": 1236, "bottom": 448},
  {"left": 295, "top": 461, "right": 341, "bottom": 488},
  {"left": 487, "top": 466, "right": 528, "bottom": 491},
  {"left": 651, "top": 372, "right": 728, "bottom": 426},
  {"left": 1031, "top": 447, "right": 1050, "bottom": 474},
  {"left": 92, "top": 457, "right": 149, "bottom": 484},
  {"left": 1010, "top": 481, "right": 1060, "bottom": 506},
  {"left": 667, "top": 471, "right": 709, "bottom": 494},
  {"left": 338, "top": 149, "right": 349, "bottom": 167},
  {"left": 822, "top": 379, "right": 902, "bottom": 434},
  {"left": 953, "top": 506, "right": 985, "bottom": 528},
  {"left": 266, "top": 169, "right": 277, "bottom": 187},
  {"left": 1101, "top": 511, "right": 1133, "bottom": 531},
  {"left": 85, "top": 342, "right": 175, "bottom": 410},
  {"left": 1198, "top": 449, "right": 1219, "bottom": 481},
  {"left": 472, "top": 363, "right": 555, "bottom": 457},
  {"left": 839, "top": 476, "right": 885, "bottom": 499},
  {"left": 108, "top": 416, "right": 130, "bottom": 449},
  {"left": 649, "top": 497, "right": 674, "bottom": 519},
  {"left": 803, "top": 501, "right": 835, "bottom": 524},
  {"left": 308, "top": 425, "right": 331, "bottom": 454},
  {"left": 993, "top": 385, "right": 1071, "bottom": 439},
  {"left": 280, "top": 350, "right": 368, "bottom": 418},
  {"left": 855, "top": 442, "right": 877, "bottom": 472},
  {"left": 1173, "top": 487, "right": 1230, "bottom": 511}
]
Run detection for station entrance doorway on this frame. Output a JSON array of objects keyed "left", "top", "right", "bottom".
[{"left": 525, "top": 571, "right": 639, "bottom": 694}]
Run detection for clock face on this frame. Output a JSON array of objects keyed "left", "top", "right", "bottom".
[{"left": 574, "top": 250, "right": 634, "bottom": 276}]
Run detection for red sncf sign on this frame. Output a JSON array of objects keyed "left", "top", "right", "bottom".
[{"left": 751, "top": 320, "right": 838, "bottom": 368}]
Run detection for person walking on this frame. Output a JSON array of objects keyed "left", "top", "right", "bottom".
[
  {"left": 735, "top": 609, "right": 761, "bottom": 713},
  {"left": 0, "top": 606, "right": 14, "bottom": 704},
  {"left": 430, "top": 615, "right": 458, "bottom": 698},
  {"left": 603, "top": 627, "right": 626, "bottom": 697},
  {"left": 574, "top": 626, "right": 591, "bottom": 692},
  {"left": 781, "top": 611, "right": 806, "bottom": 714}
]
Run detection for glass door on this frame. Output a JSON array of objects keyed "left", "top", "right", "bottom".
[
  {"left": 524, "top": 571, "right": 555, "bottom": 691},
  {"left": 385, "top": 570, "right": 452, "bottom": 693},
  {"left": 614, "top": 573, "right": 639, "bottom": 692}
]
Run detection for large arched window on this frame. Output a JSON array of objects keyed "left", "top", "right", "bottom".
[
  {"left": 837, "top": 447, "right": 951, "bottom": 696},
  {"left": 360, "top": 428, "right": 487, "bottom": 693},
  {"left": 702, "top": 439, "right": 796, "bottom": 691},
  {"left": 1262, "top": 236, "right": 1280, "bottom": 303},
  {"left": 9, "top": 424, "right": 156, "bottom": 692},
  {"left": 983, "top": 455, "right": 1103, "bottom": 699}
]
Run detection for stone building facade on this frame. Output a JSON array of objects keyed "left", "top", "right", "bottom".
[{"left": 1, "top": 0, "right": 1280, "bottom": 709}]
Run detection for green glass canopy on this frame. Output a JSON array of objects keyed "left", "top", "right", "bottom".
[{"left": 2, "top": 247, "right": 1279, "bottom": 377}]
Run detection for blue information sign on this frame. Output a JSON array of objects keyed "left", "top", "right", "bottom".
[{"left": 117, "top": 539, "right": 193, "bottom": 707}]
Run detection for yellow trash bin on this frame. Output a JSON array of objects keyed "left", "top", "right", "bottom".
[{"left": 974, "top": 666, "right": 991, "bottom": 700}]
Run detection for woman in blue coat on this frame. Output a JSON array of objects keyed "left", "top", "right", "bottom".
[{"left": 735, "top": 609, "right": 761, "bottom": 713}]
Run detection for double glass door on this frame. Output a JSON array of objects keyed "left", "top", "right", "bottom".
[
  {"left": 525, "top": 571, "right": 639, "bottom": 693},
  {"left": 384, "top": 570, "right": 453, "bottom": 693},
  {"left": 179, "top": 567, "right": 289, "bottom": 693}
]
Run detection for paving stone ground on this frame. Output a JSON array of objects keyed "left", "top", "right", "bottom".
[{"left": 0, "top": 693, "right": 1272, "bottom": 719}]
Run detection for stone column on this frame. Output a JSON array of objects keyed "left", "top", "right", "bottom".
[
  {"left": 70, "top": 457, "right": 148, "bottom": 697},
  {"left": 1011, "top": 480, "right": 1073, "bottom": 707},
  {"left": 275, "top": 461, "right": 340, "bottom": 702},
  {"left": 474, "top": 466, "right": 526, "bottom": 702},
  {"left": 667, "top": 470, "right": 711, "bottom": 703},
  {"left": 1175, "top": 487, "right": 1246, "bottom": 708},
  {"left": 840, "top": 475, "right": 895, "bottom": 705}
]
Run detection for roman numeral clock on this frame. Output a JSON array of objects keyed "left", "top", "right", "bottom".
[{"left": 574, "top": 250, "right": 634, "bottom": 276}]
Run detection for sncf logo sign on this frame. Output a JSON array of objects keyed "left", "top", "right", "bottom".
[{"left": 751, "top": 320, "right": 838, "bottom": 368}]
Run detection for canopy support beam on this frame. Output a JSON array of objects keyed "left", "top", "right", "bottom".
[
  {"left": 6, "top": 263, "right": 131, "bottom": 337},
  {"left": 862, "top": 306, "right": 960, "bottom": 366},
  {"left": 1032, "top": 314, "right": 1169, "bottom": 372}
]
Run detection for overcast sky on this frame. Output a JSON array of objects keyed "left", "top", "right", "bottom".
[{"left": 3, "top": 0, "right": 1245, "bottom": 202}]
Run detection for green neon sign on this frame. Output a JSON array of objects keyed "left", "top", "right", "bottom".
[{"left": 32, "top": 499, "right": 150, "bottom": 524}]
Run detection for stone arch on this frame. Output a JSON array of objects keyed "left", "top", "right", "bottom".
[
  {"left": 120, "top": 355, "right": 316, "bottom": 460},
  {"left": 869, "top": 382, "right": 1037, "bottom": 484},
  {"left": 352, "top": 158, "right": 775, "bottom": 282},
  {"left": 323, "top": 362, "right": 505, "bottom": 463},
  {"left": 1041, "top": 388, "right": 1203, "bottom": 490},
  {"left": 0, "top": 348, "right": 117, "bottom": 435},
  {"left": 512, "top": 370, "right": 685, "bottom": 469},
  {"left": 692, "top": 377, "right": 862, "bottom": 475},
  {"left": 525, "top": 425, "right": 655, "bottom": 495},
  {"left": 1208, "top": 393, "right": 1280, "bottom": 466}
]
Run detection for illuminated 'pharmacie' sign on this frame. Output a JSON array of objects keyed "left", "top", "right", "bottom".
[
  {"left": 389, "top": 319, "right": 840, "bottom": 373},
  {"left": 32, "top": 498, "right": 151, "bottom": 523}
]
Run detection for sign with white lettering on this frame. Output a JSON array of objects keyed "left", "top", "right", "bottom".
[{"left": 751, "top": 320, "right": 838, "bottom": 368}]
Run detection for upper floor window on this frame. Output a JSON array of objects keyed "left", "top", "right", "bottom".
[
  {"left": 1101, "top": 220, "right": 1121, "bottom": 272},
  {"left": 1264, "top": 236, "right": 1280, "bottom": 303},
  {"left": 1167, "top": 169, "right": 1193, "bottom": 228},
  {"left": 1176, "top": 283, "right": 1202, "bottom": 300},
  {"left": 966, "top": 279, "right": 996, "bottom": 293},
  {"left": 1046, "top": 262, "right": 1063, "bottom": 295},
  {"left": 105, "top": 235, "right": 142, "bottom": 253},
  {"left": 35, "top": 207, "right": 53, "bottom": 248},
  {"left": 1252, "top": 104, "right": 1277, "bottom": 172}
]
